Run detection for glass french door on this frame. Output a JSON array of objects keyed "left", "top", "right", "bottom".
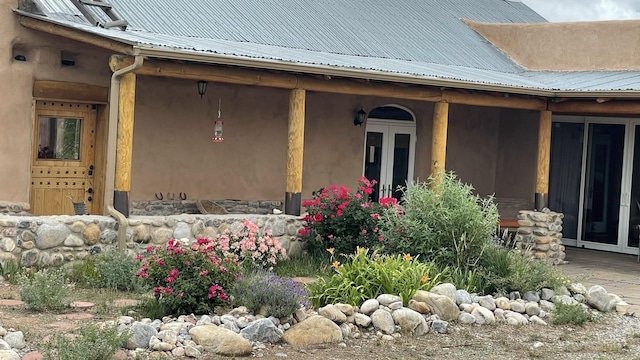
[
  {"left": 363, "top": 122, "right": 415, "bottom": 202},
  {"left": 549, "top": 117, "right": 640, "bottom": 254}
]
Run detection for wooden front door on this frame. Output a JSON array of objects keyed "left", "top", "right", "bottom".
[{"left": 30, "top": 101, "right": 97, "bottom": 215}]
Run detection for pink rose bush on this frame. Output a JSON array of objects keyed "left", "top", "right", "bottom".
[
  {"left": 136, "top": 219, "right": 286, "bottom": 316},
  {"left": 299, "top": 176, "right": 398, "bottom": 255}
]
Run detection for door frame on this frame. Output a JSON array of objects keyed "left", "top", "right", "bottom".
[
  {"left": 554, "top": 115, "right": 638, "bottom": 254},
  {"left": 362, "top": 118, "right": 416, "bottom": 199}
]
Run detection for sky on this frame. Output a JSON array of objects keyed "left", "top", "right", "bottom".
[{"left": 521, "top": 0, "right": 640, "bottom": 22}]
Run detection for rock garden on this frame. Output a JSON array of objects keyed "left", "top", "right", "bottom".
[{"left": 0, "top": 173, "right": 638, "bottom": 360}]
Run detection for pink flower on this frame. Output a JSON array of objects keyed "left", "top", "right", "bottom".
[
  {"left": 134, "top": 254, "right": 144, "bottom": 261},
  {"left": 199, "top": 270, "right": 208, "bottom": 276},
  {"left": 169, "top": 269, "right": 180, "bottom": 277},
  {"left": 328, "top": 234, "right": 334, "bottom": 239},
  {"left": 370, "top": 213, "right": 380, "bottom": 220},
  {"left": 177, "top": 292, "right": 184, "bottom": 298},
  {"left": 156, "top": 258, "right": 165, "bottom": 266},
  {"left": 165, "top": 276, "right": 175, "bottom": 283},
  {"left": 361, "top": 229, "right": 367, "bottom": 234}
]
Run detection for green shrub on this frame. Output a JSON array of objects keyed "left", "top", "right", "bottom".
[
  {"left": 18, "top": 268, "right": 73, "bottom": 312},
  {"left": 379, "top": 172, "right": 499, "bottom": 270},
  {"left": 478, "top": 243, "right": 569, "bottom": 295},
  {"left": 552, "top": 302, "right": 593, "bottom": 325},
  {"left": 308, "top": 248, "right": 447, "bottom": 308},
  {"left": 300, "top": 177, "right": 387, "bottom": 255},
  {"left": 0, "top": 260, "right": 24, "bottom": 285},
  {"left": 70, "top": 251, "right": 143, "bottom": 291},
  {"left": 42, "top": 323, "right": 130, "bottom": 360},
  {"left": 134, "top": 297, "right": 167, "bottom": 320},
  {"left": 230, "top": 269, "right": 309, "bottom": 318},
  {"left": 272, "top": 252, "right": 332, "bottom": 278}
]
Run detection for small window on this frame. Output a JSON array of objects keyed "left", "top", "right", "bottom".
[
  {"left": 37, "top": 117, "right": 82, "bottom": 160},
  {"left": 368, "top": 106, "right": 413, "bottom": 121}
]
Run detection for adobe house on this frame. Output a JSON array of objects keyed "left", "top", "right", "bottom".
[{"left": 2, "top": 0, "right": 640, "bottom": 255}]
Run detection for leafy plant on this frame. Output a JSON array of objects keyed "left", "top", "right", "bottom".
[
  {"left": 300, "top": 177, "right": 394, "bottom": 255},
  {"left": 230, "top": 269, "right": 309, "bottom": 318},
  {"left": 70, "top": 250, "right": 143, "bottom": 292},
  {"left": 18, "top": 268, "right": 74, "bottom": 312},
  {"left": 308, "top": 247, "right": 446, "bottom": 308},
  {"left": 212, "top": 219, "right": 287, "bottom": 268},
  {"left": 552, "top": 302, "right": 593, "bottom": 325},
  {"left": 479, "top": 243, "right": 569, "bottom": 294},
  {"left": 0, "top": 259, "right": 24, "bottom": 285},
  {"left": 135, "top": 238, "right": 240, "bottom": 316},
  {"left": 379, "top": 172, "right": 499, "bottom": 269},
  {"left": 272, "top": 252, "right": 332, "bottom": 278},
  {"left": 42, "top": 323, "right": 130, "bottom": 360}
]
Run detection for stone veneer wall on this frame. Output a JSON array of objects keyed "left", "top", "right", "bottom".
[
  {"left": 0, "top": 201, "right": 31, "bottom": 216},
  {"left": 514, "top": 209, "right": 566, "bottom": 265},
  {"left": 130, "top": 200, "right": 283, "bottom": 216},
  {"left": 0, "top": 214, "right": 304, "bottom": 268}
]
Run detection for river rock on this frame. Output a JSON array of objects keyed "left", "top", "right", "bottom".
[
  {"left": 430, "top": 283, "right": 457, "bottom": 302},
  {"left": 360, "top": 299, "right": 380, "bottom": 315},
  {"left": 240, "top": 318, "right": 283, "bottom": 343},
  {"left": 189, "top": 325, "right": 252, "bottom": 356},
  {"left": 371, "top": 309, "right": 395, "bottom": 334},
  {"left": 282, "top": 315, "right": 342, "bottom": 346},
  {"left": 412, "top": 290, "right": 460, "bottom": 321},
  {"left": 391, "top": 308, "right": 428, "bottom": 335},
  {"left": 586, "top": 285, "right": 610, "bottom": 312}
]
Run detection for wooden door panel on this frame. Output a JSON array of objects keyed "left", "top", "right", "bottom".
[{"left": 30, "top": 101, "right": 96, "bottom": 215}]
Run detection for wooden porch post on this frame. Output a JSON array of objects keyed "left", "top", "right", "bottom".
[
  {"left": 285, "top": 89, "right": 306, "bottom": 216},
  {"left": 535, "top": 110, "right": 552, "bottom": 210},
  {"left": 114, "top": 72, "right": 136, "bottom": 217},
  {"left": 430, "top": 102, "right": 450, "bottom": 182}
]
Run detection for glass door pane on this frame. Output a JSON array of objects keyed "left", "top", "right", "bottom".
[
  {"left": 364, "top": 131, "right": 383, "bottom": 202},
  {"left": 549, "top": 122, "right": 584, "bottom": 240},
  {"left": 628, "top": 125, "right": 640, "bottom": 249},
  {"left": 390, "top": 133, "right": 410, "bottom": 199},
  {"left": 583, "top": 123, "right": 625, "bottom": 244}
]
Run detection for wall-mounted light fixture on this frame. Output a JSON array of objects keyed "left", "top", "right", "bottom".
[
  {"left": 353, "top": 108, "right": 367, "bottom": 126},
  {"left": 197, "top": 80, "right": 208, "bottom": 99}
]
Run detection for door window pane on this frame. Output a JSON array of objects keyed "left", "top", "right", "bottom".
[
  {"left": 365, "top": 132, "right": 383, "bottom": 202},
  {"left": 549, "top": 122, "right": 584, "bottom": 239},
  {"left": 583, "top": 123, "right": 624, "bottom": 245},
  {"left": 37, "top": 117, "right": 81, "bottom": 160},
  {"left": 391, "top": 133, "right": 410, "bottom": 199}
]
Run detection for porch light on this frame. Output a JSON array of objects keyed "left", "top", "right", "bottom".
[
  {"left": 354, "top": 108, "right": 367, "bottom": 126},
  {"left": 212, "top": 120, "right": 224, "bottom": 142},
  {"left": 197, "top": 80, "right": 208, "bottom": 99}
]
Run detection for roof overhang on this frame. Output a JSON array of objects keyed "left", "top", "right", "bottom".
[{"left": 15, "top": 10, "right": 640, "bottom": 100}]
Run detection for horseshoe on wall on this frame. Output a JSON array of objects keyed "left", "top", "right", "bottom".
[
  {"left": 167, "top": 193, "right": 175, "bottom": 200},
  {"left": 154, "top": 193, "right": 163, "bottom": 200},
  {"left": 179, "top": 192, "right": 187, "bottom": 200}
]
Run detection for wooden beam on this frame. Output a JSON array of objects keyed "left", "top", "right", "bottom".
[
  {"left": 535, "top": 110, "right": 552, "bottom": 210},
  {"left": 549, "top": 100, "right": 640, "bottom": 115},
  {"left": 285, "top": 89, "right": 306, "bottom": 216},
  {"left": 430, "top": 102, "right": 449, "bottom": 179},
  {"left": 33, "top": 80, "right": 109, "bottom": 103},
  {"left": 19, "top": 16, "right": 133, "bottom": 54},
  {"left": 114, "top": 72, "right": 136, "bottom": 216},
  {"left": 110, "top": 55, "right": 443, "bottom": 102},
  {"left": 442, "top": 90, "right": 546, "bottom": 111}
]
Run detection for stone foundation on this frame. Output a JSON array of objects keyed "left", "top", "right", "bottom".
[
  {"left": 130, "top": 200, "right": 283, "bottom": 216},
  {"left": 0, "top": 201, "right": 31, "bottom": 216},
  {"left": 0, "top": 214, "right": 304, "bottom": 268},
  {"left": 514, "top": 209, "right": 566, "bottom": 265}
]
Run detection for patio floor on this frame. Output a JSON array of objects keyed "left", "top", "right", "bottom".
[{"left": 561, "top": 246, "right": 640, "bottom": 314}]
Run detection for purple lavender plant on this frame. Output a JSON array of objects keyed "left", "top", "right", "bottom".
[{"left": 231, "top": 269, "right": 309, "bottom": 318}]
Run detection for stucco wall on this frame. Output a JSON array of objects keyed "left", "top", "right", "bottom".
[
  {"left": 494, "top": 109, "right": 538, "bottom": 200},
  {"left": 0, "top": 0, "right": 112, "bottom": 203},
  {"left": 446, "top": 104, "right": 501, "bottom": 196},
  {"left": 465, "top": 19, "right": 640, "bottom": 71}
]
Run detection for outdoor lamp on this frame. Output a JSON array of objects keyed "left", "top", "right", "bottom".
[
  {"left": 354, "top": 108, "right": 367, "bottom": 126},
  {"left": 197, "top": 80, "right": 208, "bottom": 99}
]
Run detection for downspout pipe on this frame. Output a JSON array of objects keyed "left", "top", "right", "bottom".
[{"left": 104, "top": 55, "right": 144, "bottom": 214}]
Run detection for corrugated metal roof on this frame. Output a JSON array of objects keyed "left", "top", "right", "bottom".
[
  {"left": 19, "top": 0, "right": 640, "bottom": 94},
  {"left": 30, "top": 0, "right": 546, "bottom": 73}
]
